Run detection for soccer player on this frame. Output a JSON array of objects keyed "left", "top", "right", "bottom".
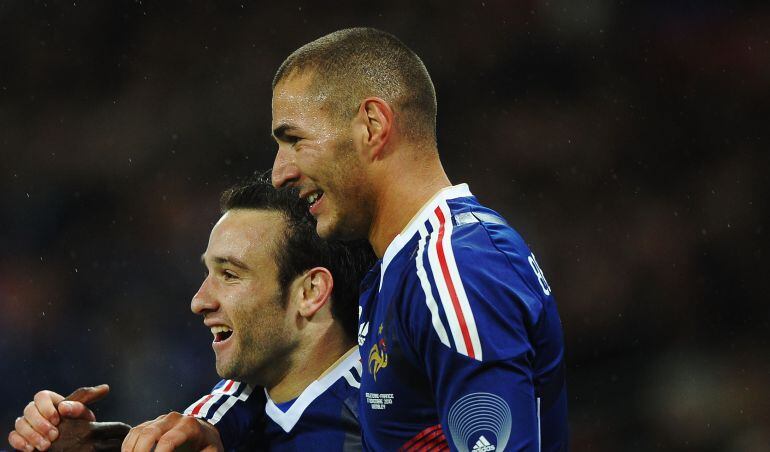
[
  {"left": 8, "top": 179, "right": 374, "bottom": 451},
  {"left": 271, "top": 28, "right": 569, "bottom": 451}
]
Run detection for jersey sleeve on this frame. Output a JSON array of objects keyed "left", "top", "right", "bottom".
[
  {"left": 404, "top": 214, "right": 563, "bottom": 451},
  {"left": 184, "top": 379, "right": 266, "bottom": 451}
]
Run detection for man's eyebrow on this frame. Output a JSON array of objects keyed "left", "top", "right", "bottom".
[
  {"left": 213, "top": 256, "right": 250, "bottom": 270},
  {"left": 272, "top": 123, "right": 297, "bottom": 141},
  {"left": 200, "top": 254, "right": 250, "bottom": 270}
]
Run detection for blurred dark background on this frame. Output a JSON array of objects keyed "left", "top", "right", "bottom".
[{"left": 1, "top": 1, "right": 767, "bottom": 450}]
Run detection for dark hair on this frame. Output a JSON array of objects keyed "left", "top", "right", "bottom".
[
  {"left": 273, "top": 27, "right": 437, "bottom": 145},
  {"left": 219, "top": 174, "right": 375, "bottom": 341}
]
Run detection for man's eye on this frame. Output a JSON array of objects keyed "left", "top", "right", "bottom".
[{"left": 222, "top": 270, "right": 237, "bottom": 280}]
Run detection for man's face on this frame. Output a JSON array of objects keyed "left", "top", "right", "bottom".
[
  {"left": 191, "top": 209, "right": 296, "bottom": 383},
  {"left": 271, "top": 73, "right": 372, "bottom": 240}
]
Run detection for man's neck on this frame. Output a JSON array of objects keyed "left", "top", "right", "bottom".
[
  {"left": 368, "top": 155, "right": 451, "bottom": 258},
  {"left": 264, "top": 331, "right": 354, "bottom": 403}
]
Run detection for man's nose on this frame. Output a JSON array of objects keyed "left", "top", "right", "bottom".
[
  {"left": 272, "top": 145, "right": 300, "bottom": 188},
  {"left": 191, "top": 277, "right": 218, "bottom": 315}
]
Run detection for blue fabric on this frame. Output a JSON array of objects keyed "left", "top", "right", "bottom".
[
  {"left": 358, "top": 189, "right": 568, "bottom": 451},
  {"left": 274, "top": 398, "right": 296, "bottom": 413},
  {"left": 186, "top": 353, "right": 361, "bottom": 451}
]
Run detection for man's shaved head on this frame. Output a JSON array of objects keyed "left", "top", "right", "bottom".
[{"left": 273, "top": 27, "right": 437, "bottom": 145}]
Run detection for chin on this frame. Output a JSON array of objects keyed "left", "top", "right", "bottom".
[
  {"left": 215, "top": 356, "right": 242, "bottom": 380},
  {"left": 315, "top": 217, "right": 342, "bottom": 240},
  {"left": 319, "top": 216, "right": 365, "bottom": 241},
  {"left": 217, "top": 365, "right": 249, "bottom": 382},
  {"left": 215, "top": 362, "right": 232, "bottom": 379},
  {"left": 315, "top": 224, "right": 333, "bottom": 239}
]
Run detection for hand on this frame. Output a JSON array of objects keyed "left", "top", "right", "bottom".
[
  {"left": 7, "top": 385, "right": 110, "bottom": 451},
  {"left": 121, "top": 412, "right": 223, "bottom": 452},
  {"left": 48, "top": 420, "right": 131, "bottom": 452}
]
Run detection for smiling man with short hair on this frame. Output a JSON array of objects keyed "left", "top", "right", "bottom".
[{"left": 271, "top": 28, "right": 569, "bottom": 451}]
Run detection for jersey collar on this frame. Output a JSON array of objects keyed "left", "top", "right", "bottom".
[
  {"left": 381, "top": 183, "right": 472, "bottom": 277},
  {"left": 264, "top": 347, "right": 360, "bottom": 432}
]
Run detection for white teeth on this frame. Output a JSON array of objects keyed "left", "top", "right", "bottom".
[
  {"left": 307, "top": 192, "right": 320, "bottom": 204},
  {"left": 210, "top": 325, "right": 232, "bottom": 337}
]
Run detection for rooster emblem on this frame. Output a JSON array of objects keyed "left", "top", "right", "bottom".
[{"left": 368, "top": 333, "right": 389, "bottom": 381}]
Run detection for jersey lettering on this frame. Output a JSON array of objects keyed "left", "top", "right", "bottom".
[{"left": 528, "top": 253, "right": 551, "bottom": 296}]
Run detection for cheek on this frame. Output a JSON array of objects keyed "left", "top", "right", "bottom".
[
  {"left": 327, "top": 154, "right": 363, "bottom": 192},
  {"left": 232, "top": 290, "right": 285, "bottom": 328},
  {"left": 225, "top": 289, "right": 260, "bottom": 324},
  {"left": 338, "top": 164, "right": 369, "bottom": 201}
]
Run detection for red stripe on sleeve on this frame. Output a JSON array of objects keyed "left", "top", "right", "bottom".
[
  {"left": 190, "top": 394, "right": 214, "bottom": 416},
  {"left": 400, "top": 424, "right": 449, "bottom": 451},
  {"left": 434, "top": 206, "right": 476, "bottom": 359}
]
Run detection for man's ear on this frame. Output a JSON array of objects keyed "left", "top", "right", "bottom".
[
  {"left": 296, "top": 267, "right": 334, "bottom": 318},
  {"left": 353, "top": 97, "right": 393, "bottom": 160}
]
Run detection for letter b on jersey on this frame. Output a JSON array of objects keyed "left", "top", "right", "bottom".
[{"left": 528, "top": 253, "right": 551, "bottom": 296}]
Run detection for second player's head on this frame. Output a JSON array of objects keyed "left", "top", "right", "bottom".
[
  {"left": 191, "top": 175, "right": 374, "bottom": 385},
  {"left": 270, "top": 28, "right": 437, "bottom": 241}
]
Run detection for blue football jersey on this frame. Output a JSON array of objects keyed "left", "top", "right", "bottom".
[
  {"left": 185, "top": 348, "right": 362, "bottom": 451},
  {"left": 358, "top": 184, "right": 568, "bottom": 451}
]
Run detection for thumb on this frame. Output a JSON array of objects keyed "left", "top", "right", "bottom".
[
  {"left": 57, "top": 384, "right": 111, "bottom": 420},
  {"left": 65, "top": 384, "right": 111, "bottom": 404},
  {"left": 57, "top": 401, "right": 96, "bottom": 420}
]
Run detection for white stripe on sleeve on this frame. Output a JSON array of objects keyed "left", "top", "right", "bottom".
[{"left": 417, "top": 223, "right": 451, "bottom": 347}]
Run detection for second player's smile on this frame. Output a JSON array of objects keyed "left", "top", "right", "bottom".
[
  {"left": 211, "top": 325, "right": 235, "bottom": 355},
  {"left": 301, "top": 189, "right": 326, "bottom": 217},
  {"left": 211, "top": 325, "right": 233, "bottom": 343}
]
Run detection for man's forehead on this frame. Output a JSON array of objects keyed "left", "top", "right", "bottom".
[
  {"left": 272, "top": 72, "right": 328, "bottom": 110},
  {"left": 208, "top": 210, "right": 285, "bottom": 252},
  {"left": 274, "top": 70, "right": 315, "bottom": 94},
  {"left": 214, "top": 209, "right": 284, "bottom": 232}
]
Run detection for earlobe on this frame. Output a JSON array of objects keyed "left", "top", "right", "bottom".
[{"left": 298, "top": 267, "right": 334, "bottom": 318}]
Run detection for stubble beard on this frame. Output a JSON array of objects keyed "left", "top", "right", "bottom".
[
  {"left": 318, "top": 138, "right": 373, "bottom": 241},
  {"left": 215, "top": 293, "right": 294, "bottom": 386}
]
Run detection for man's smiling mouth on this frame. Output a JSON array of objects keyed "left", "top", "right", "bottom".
[
  {"left": 306, "top": 191, "right": 324, "bottom": 208},
  {"left": 211, "top": 325, "right": 233, "bottom": 342}
]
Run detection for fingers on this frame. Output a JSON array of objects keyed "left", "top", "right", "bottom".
[
  {"left": 57, "top": 401, "right": 96, "bottom": 421},
  {"left": 130, "top": 414, "right": 180, "bottom": 452},
  {"left": 13, "top": 416, "right": 51, "bottom": 451},
  {"left": 59, "top": 384, "right": 107, "bottom": 423},
  {"left": 23, "top": 401, "right": 58, "bottom": 443},
  {"left": 121, "top": 412, "right": 221, "bottom": 452},
  {"left": 121, "top": 419, "right": 151, "bottom": 452},
  {"left": 147, "top": 424, "right": 192, "bottom": 452},
  {"left": 64, "top": 384, "right": 110, "bottom": 405},
  {"left": 8, "top": 429, "right": 35, "bottom": 452},
  {"left": 154, "top": 417, "right": 223, "bottom": 452},
  {"left": 33, "top": 390, "right": 65, "bottom": 425},
  {"left": 8, "top": 385, "right": 110, "bottom": 452},
  {"left": 124, "top": 420, "right": 169, "bottom": 452}
]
